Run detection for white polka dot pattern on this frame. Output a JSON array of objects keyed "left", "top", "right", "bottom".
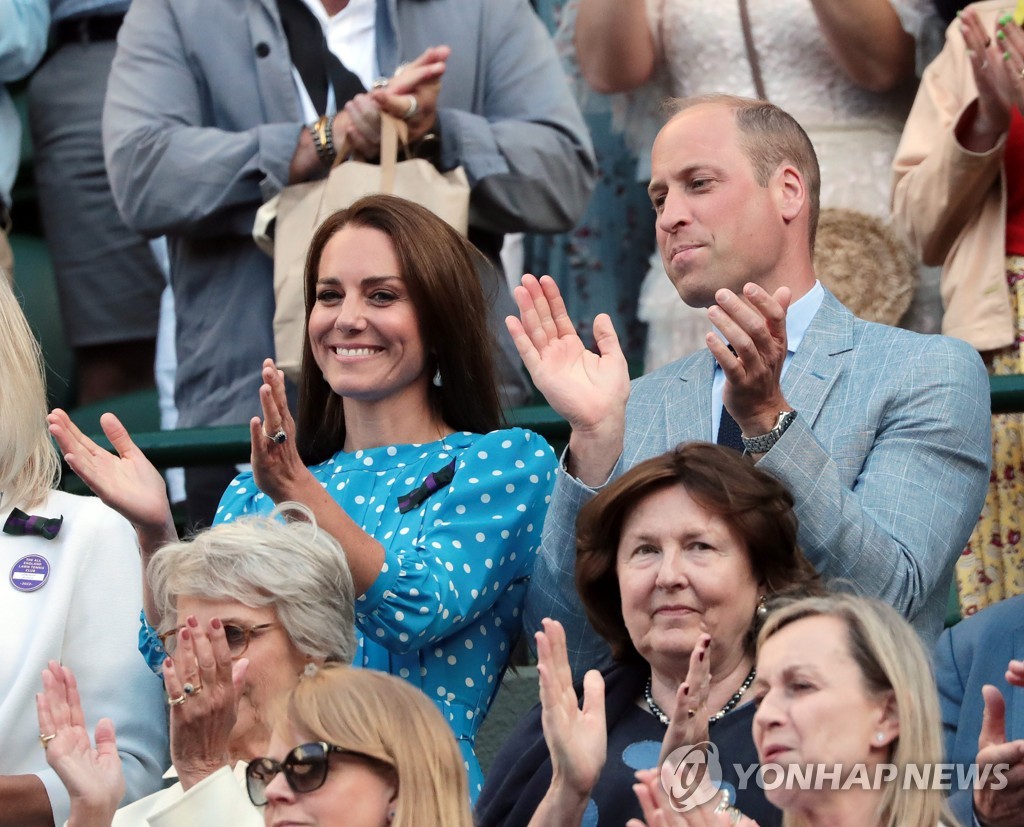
[{"left": 214, "top": 428, "right": 556, "bottom": 795}]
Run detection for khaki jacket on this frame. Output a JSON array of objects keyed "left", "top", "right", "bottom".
[{"left": 892, "top": 0, "right": 1015, "bottom": 351}]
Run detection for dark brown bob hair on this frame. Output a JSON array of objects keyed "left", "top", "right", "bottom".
[
  {"left": 296, "top": 195, "right": 503, "bottom": 463},
  {"left": 575, "top": 442, "right": 821, "bottom": 664}
]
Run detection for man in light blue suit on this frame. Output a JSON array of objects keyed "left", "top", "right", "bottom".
[
  {"left": 936, "top": 594, "right": 1024, "bottom": 827},
  {"left": 508, "top": 94, "right": 991, "bottom": 675}
]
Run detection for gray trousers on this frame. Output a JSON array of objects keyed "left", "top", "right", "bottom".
[{"left": 28, "top": 40, "right": 164, "bottom": 347}]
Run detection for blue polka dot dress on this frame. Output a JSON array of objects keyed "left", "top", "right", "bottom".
[{"left": 215, "top": 428, "right": 556, "bottom": 797}]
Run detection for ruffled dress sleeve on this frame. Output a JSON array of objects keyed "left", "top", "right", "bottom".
[{"left": 356, "top": 428, "right": 556, "bottom": 650}]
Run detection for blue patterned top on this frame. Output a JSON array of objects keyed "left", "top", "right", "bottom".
[{"left": 217, "top": 427, "right": 555, "bottom": 796}]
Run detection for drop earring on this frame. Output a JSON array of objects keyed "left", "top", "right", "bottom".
[
  {"left": 432, "top": 367, "right": 442, "bottom": 387},
  {"left": 755, "top": 594, "right": 768, "bottom": 619}
]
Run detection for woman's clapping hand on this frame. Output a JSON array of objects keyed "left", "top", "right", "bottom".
[
  {"left": 164, "top": 616, "right": 248, "bottom": 791},
  {"left": 46, "top": 409, "right": 175, "bottom": 542},
  {"left": 36, "top": 661, "right": 125, "bottom": 827}
]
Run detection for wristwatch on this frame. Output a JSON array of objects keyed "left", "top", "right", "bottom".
[{"left": 741, "top": 410, "right": 797, "bottom": 455}]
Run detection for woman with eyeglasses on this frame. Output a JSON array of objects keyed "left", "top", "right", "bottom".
[
  {"left": 37, "top": 506, "right": 356, "bottom": 825},
  {"left": 245, "top": 665, "right": 473, "bottom": 827}
]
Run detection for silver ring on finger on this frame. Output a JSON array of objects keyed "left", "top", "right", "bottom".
[
  {"left": 401, "top": 95, "right": 419, "bottom": 121},
  {"left": 168, "top": 693, "right": 187, "bottom": 707}
]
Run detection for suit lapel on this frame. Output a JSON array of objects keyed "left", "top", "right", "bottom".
[
  {"left": 675, "top": 351, "right": 715, "bottom": 444},
  {"left": 781, "top": 288, "right": 853, "bottom": 429}
]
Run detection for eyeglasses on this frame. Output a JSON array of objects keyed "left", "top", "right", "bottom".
[
  {"left": 158, "top": 621, "right": 280, "bottom": 658},
  {"left": 245, "top": 741, "right": 384, "bottom": 806}
]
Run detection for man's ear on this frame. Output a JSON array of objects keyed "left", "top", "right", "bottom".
[{"left": 773, "top": 163, "right": 806, "bottom": 224}]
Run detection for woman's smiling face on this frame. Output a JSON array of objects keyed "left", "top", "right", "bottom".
[{"left": 307, "top": 224, "right": 429, "bottom": 407}]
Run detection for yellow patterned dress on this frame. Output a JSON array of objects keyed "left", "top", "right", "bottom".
[{"left": 957, "top": 256, "right": 1024, "bottom": 616}]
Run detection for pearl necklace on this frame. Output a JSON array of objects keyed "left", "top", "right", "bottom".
[{"left": 644, "top": 667, "right": 757, "bottom": 726}]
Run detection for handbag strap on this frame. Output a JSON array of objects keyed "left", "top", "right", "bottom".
[
  {"left": 737, "top": 0, "right": 768, "bottom": 101},
  {"left": 378, "top": 113, "right": 411, "bottom": 192},
  {"left": 328, "top": 112, "right": 410, "bottom": 195}
]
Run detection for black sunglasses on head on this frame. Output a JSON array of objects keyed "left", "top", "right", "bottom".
[{"left": 245, "top": 741, "right": 384, "bottom": 806}]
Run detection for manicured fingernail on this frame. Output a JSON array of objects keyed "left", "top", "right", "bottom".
[
  {"left": 998, "top": 30, "right": 1006, "bottom": 41},
  {"left": 187, "top": 615, "right": 198, "bottom": 628},
  {"left": 181, "top": 627, "right": 191, "bottom": 642},
  {"left": 211, "top": 617, "right": 222, "bottom": 630},
  {"left": 1004, "top": 51, "right": 1012, "bottom": 61},
  {"left": 698, "top": 648, "right": 706, "bottom": 662},
  {"left": 682, "top": 683, "right": 690, "bottom": 696},
  {"left": 165, "top": 657, "right": 173, "bottom": 668}
]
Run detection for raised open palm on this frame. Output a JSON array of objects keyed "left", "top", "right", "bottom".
[{"left": 506, "top": 275, "right": 630, "bottom": 432}]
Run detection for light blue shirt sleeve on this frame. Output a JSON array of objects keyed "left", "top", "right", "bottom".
[
  {"left": 0, "top": 0, "right": 48, "bottom": 206},
  {"left": 0, "top": 0, "right": 48, "bottom": 82}
]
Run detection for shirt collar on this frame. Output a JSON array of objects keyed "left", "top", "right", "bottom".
[
  {"left": 711, "top": 280, "right": 824, "bottom": 356},
  {"left": 785, "top": 280, "right": 825, "bottom": 354}
]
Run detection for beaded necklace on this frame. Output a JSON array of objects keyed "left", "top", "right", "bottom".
[{"left": 644, "top": 666, "right": 757, "bottom": 726}]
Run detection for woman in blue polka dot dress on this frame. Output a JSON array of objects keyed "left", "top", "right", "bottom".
[{"left": 49, "top": 195, "right": 557, "bottom": 799}]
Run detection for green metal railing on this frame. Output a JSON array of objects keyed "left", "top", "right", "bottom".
[
  {"left": 71, "top": 405, "right": 572, "bottom": 469},
  {"left": 69, "top": 376, "right": 1024, "bottom": 468}
]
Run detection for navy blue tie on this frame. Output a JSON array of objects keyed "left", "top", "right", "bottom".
[
  {"left": 716, "top": 345, "right": 744, "bottom": 452},
  {"left": 716, "top": 406, "right": 744, "bottom": 453}
]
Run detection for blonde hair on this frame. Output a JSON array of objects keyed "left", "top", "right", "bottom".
[
  {"left": 281, "top": 664, "right": 473, "bottom": 827},
  {"left": 0, "top": 279, "right": 60, "bottom": 509},
  {"left": 757, "top": 594, "right": 953, "bottom": 827},
  {"left": 149, "top": 504, "right": 356, "bottom": 663}
]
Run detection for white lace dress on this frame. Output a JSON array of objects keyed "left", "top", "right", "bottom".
[{"left": 632, "top": 0, "right": 941, "bottom": 369}]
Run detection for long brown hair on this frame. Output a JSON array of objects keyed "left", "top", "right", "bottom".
[{"left": 296, "top": 195, "right": 503, "bottom": 463}]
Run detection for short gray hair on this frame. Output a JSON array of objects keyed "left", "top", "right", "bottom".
[{"left": 148, "top": 503, "right": 356, "bottom": 664}]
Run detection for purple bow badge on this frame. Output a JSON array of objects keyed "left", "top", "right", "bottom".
[{"left": 3, "top": 508, "right": 63, "bottom": 540}]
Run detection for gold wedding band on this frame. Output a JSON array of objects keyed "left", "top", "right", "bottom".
[
  {"left": 39, "top": 733, "right": 56, "bottom": 749},
  {"left": 168, "top": 694, "right": 187, "bottom": 707}
]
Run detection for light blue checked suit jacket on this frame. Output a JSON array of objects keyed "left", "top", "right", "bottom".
[{"left": 525, "top": 289, "right": 992, "bottom": 676}]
